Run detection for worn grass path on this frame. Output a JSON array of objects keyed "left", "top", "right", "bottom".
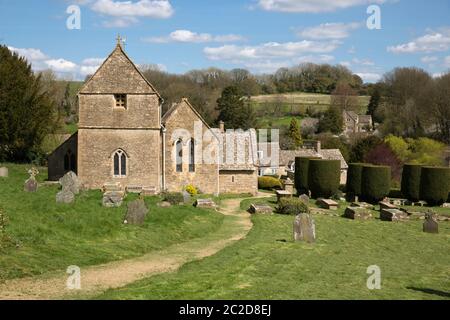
[{"left": 0, "top": 196, "right": 262, "bottom": 300}]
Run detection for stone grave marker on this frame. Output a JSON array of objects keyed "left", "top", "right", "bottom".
[
  {"left": 0, "top": 167, "right": 8, "bottom": 178},
  {"left": 423, "top": 212, "right": 439, "bottom": 234},
  {"left": 59, "top": 171, "right": 80, "bottom": 195},
  {"left": 293, "top": 213, "right": 316, "bottom": 243},
  {"left": 343, "top": 207, "right": 373, "bottom": 220},
  {"left": 124, "top": 199, "right": 148, "bottom": 225}
]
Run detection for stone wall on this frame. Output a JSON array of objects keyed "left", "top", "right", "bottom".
[
  {"left": 48, "top": 133, "right": 78, "bottom": 181},
  {"left": 219, "top": 170, "right": 258, "bottom": 195}
]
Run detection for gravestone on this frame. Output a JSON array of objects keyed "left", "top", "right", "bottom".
[
  {"left": 283, "top": 178, "right": 294, "bottom": 194},
  {"left": 102, "top": 191, "right": 125, "bottom": 208},
  {"left": 379, "top": 201, "right": 398, "bottom": 210},
  {"left": 56, "top": 190, "right": 75, "bottom": 204},
  {"left": 351, "top": 202, "right": 375, "bottom": 210},
  {"left": 124, "top": 199, "right": 148, "bottom": 225},
  {"left": 299, "top": 194, "right": 310, "bottom": 205},
  {"left": 0, "top": 167, "right": 8, "bottom": 178},
  {"left": 316, "top": 198, "right": 339, "bottom": 210},
  {"left": 344, "top": 207, "right": 373, "bottom": 220},
  {"left": 423, "top": 212, "right": 438, "bottom": 234},
  {"left": 24, "top": 167, "right": 39, "bottom": 192},
  {"left": 194, "top": 198, "right": 217, "bottom": 208},
  {"left": 59, "top": 171, "right": 80, "bottom": 195},
  {"left": 182, "top": 190, "right": 192, "bottom": 204},
  {"left": 276, "top": 190, "right": 292, "bottom": 203},
  {"left": 380, "top": 209, "right": 409, "bottom": 222},
  {"left": 293, "top": 213, "right": 316, "bottom": 243},
  {"left": 249, "top": 204, "right": 273, "bottom": 214}
]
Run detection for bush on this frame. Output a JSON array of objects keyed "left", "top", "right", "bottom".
[
  {"left": 401, "top": 164, "right": 422, "bottom": 201},
  {"left": 258, "top": 176, "right": 282, "bottom": 190},
  {"left": 185, "top": 185, "right": 198, "bottom": 196},
  {"left": 419, "top": 167, "right": 450, "bottom": 206},
  {"left": 346, "top": 163, "right": 365, "bottom": 197},
  {"left": 308, "top": 160, "right": 341, "bottom": 198},
  {"left": 361, "top": 165, "right": 391, "bottom": 203},
  {"left": 161, "top": 192, "right": 184, "bottom": 205},
  {"left": 294, "top": 157, "right": 319, "bottom": 195},
  {"left": 276, "top": 198, "right": 309, "bottom": 215}
]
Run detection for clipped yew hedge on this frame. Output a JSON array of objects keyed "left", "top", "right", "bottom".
[
  {"left": 361, "top": 165, "right": 391, "bottom": 203},
  {"left": 258, "top": 176, "right": 282, "bottom": 190},
  {"left": 294, "top": 157, "right": 312, "bottom": 195},
  {"left": 401, "top": 164, "right": 422, "bottom": 201},
  {"left": 346, "top": 163, "right": 365, "bottom": 197},
  {"left": 307, "top": 160, "right": 341, "bottom": 198},
  {"left": 419, "top": 167, "right": 450, "bottom": 205}
]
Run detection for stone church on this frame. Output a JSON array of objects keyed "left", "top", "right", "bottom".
[{"left": 48, "top": 41, "right": 258, "bottom": 195}]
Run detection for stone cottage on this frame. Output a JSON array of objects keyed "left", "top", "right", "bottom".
[{"left": 48, "top": 41, "right": 258, "bottom": 195}]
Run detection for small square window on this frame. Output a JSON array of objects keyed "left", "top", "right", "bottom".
[{"left": 114, "top": 94, "right": 127, "bottom": 109}]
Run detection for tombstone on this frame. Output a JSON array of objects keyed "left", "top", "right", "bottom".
[
  {"left": 299, "top": 194, "right": 310, "bottom": 205},
  {"left": 182, "top": 190, "right": 192, "bottom": 204},
  {"left": 124, "top": 199, "right": 148, "bottom": 225},
  {"left": 157, "top": 201, "right": 172, "bottom": 208},
  {"left": 442, "top": 203, "right": 450, "bottom": 208},
  {"left": 283, "top": 178, "right": 294, "bottom": 195},
  {"left": 423, "top": 212, "right": 439, "bottom": 234},
  {"left": 59, "top": 171, "right": 80, "bottom": 195},
  {"left": 344, "top": 207, "right": 373, "bottom": 220},
  {"left": 102, "top": 191, "right": 125, "bottom": 208},
  {"left": 56, "top": 190, "right": 75, "bottom": 204},
  {"left": 351, "top": 202, "right": 374, "bottom": 210},
  {"left": 379, "top": 201, "right": 398, "bottom": 210},
  {"left": 0, "top": 167, "right": 8, "bottom": 178},
  {"left": 276, "top": 190, "right": 292, "bottom": 203},
  {"left": 194, "top": 198, "right": 217, "bottom": 208},
  {"left": 316, "top": 199, "right": 339, "bottom": 210},
  {"left": 293, "top": 213, "right": 316, "bottom": 243},
  {"left": 24, "top": 178, "right": 38, "bottom": 192},
  {"left": 249, "top": 204, "right": 273, "bottom": 214},
  {"left": 380, "top": 209, "right": 409, "bottom": 222}
]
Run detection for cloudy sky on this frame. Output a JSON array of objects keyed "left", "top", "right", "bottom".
[{"left": 1, "top": 0, "right": 449, "bottom": 82}]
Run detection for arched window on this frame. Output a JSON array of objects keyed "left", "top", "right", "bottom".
[
  {"left": 175, "top": 139, "right": 183, "bottom": 173},
  {"left": 64, "top": 149, "right": 76, "bottom": 172},
  {"left": 113, "top": 150, "right": 127, "bottom": 177},
  {"left": 189, "top": 138, "right": 195, "bottom": 172}
]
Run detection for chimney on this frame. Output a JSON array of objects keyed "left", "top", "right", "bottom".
[{"left": 219, "top": 121, "right": 225, "bottom": 133}]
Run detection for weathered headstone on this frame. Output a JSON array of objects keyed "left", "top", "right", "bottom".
[
  {"left": 0, "top": 167, "right": 8, "bottom": 178},
  {"left": 442, "top": 203, "right": 450, "bottom": 208},
  {"left": 344, "top": 207, "right": 373, "bottom": 220},
  {"left": 59, "top": 171, "right": 80, "bottom": 195},
  {"left": 276, "top": 190, "right": 292, "bottom": 203},
  {"left": 24, "top": 167, "right": 39, "bottom": 192},
  {"left": 249, "top": 204, "right": 273, "bottom": 214},
  {"left": 316, "top": 198, "right": 339, "bottom": 210},
  {"left": 124, "top": 199, "right": 148, "bottom": 225},
  {"left": 182, "top": 190, "right": 192, "bottom": 204},
  {"left": 56, "top": 190, "right": 75, "bottom": 204},
  {"left": 423, "top": 212, "right": 438, "bottom": 234},
  {"left": 194, "top": 198, "right": 217, "bottom": 208},
  {"left": 380, "top": 209, "right": 409, "bottom": 222},
  {"left": 283, "top": 178, "right": 294, "bottom": 194},
  {"left": 299, "top": 194, "right": 310, "bottom": 205},
  {"left": 351, "top": 202, "right": 374, "bottom": 210},
  {"left": 293, "top": 213, "right": 316, "bottom": 243},
  {"left": 102, "top": 191, "right": 125, "bottom": 208},
  {"left": 379, "top": 201, "right": 398, "bottom": 210}
]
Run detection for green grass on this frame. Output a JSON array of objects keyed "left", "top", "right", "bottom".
[
  {"left": 0, "top": 163, "right": 225, "bottom": 282},
  {"left": 96, "top": 197, "right": 450, "bottom": 300}
]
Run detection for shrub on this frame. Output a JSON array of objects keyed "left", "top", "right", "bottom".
[
  {"left": 361, "top": 165, "right": 391, "bottom": 203},
  {"left": 161, "top": 192, "right": 184, "bottom": 205},
  {"left": 308, "top": 160, "right": 341, "bottom": 198},
  {"left": 185, "top": 185, "right": 198, "bottom": 196},
  {"left": 277, "top": 198, "right": 309, "bottom": 215},
  {"left": 294, "top": 157, "right": 319, "bottom": 195},
  {"left": 401, "top": 164, "right": 422, "bottom": 201},
  {"left": 419, "top": 167, "right": 450, "bottom": 206},
  {"left": 346, "top": 163, "right": 365, "bottom": 197},
  {"left": 258, "top": 176, "right": 282, "bottom": 190}
]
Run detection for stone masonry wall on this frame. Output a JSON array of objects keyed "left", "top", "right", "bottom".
[{"left": 219, "top": 170, "right": 258, "bottom": 195}]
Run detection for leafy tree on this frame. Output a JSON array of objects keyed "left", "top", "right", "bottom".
[
  {"left": 367, "top": 87, "right": 382, "bottom": 123},
  {"left": 216, "top": 86, "right": 256, "bottom": 130},
  {"left": 317, "top": 132, "right": 350, "bottom": 161},
  {"left": 318, "top": 107, "right": 343, "bottom": 134},
  {"left": 331, "top": 82, "right": 359, "bottom": 112},
  {"left": 349, "top": 136, "right": 382, "bottom": 163},
  {"left": 0, "top": 46, "right": 56, "bottom": 162},
  {"left": 364, "top": 143, "right": 403, "bottom": 182},
  {"left": 384, "top": 135, "right": 411, "bottom": 162},
  {"left": 288, "top": 118, "right": 303, "bottom": 148}
]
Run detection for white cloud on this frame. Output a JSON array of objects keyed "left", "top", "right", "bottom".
[
  {"left": 297, "top": 22, "right": 361, "bottom": 40},
  {"left": 102, "top": 16, "right": 139, "bottom": 27},
  {"left": 45, "top": 59, "right": 78, "bottom": 73},
  {"left": 421, "top": 56, "right": 439, "bottom": 64},
  {"left": 388, "top": 28, "right": 450, "bottom": 54},
  {"left": 356, "top": 72, "right": 381, "bottom": 83},
  {"left": 91, "top": 0, "right": 174, "bottom": 18},
  {"left": 257, "top": 0, "right": 386, "bottom": 13},
  {"left": 444, "top": 56, "right": 450, "bottom": 68},
  {"left": 204, "top": 40, "right": 340, "bottom": 61},
  {"left": 7, "top": 46, "right": 48, "bottom": 61},
  {"left": 144, "top": 29, "right": 244, "bottom": 43}
]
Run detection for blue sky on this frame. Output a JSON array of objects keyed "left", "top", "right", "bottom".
[{"left": 1, "top": 0, "right": 449, "bottom": 82}]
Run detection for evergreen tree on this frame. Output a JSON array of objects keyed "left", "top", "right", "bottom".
[
  {"left": 216, "top": 85, "right": 256, "bottom": 129},
  {"left": 367, "top": 88, "right": 381, "bottom": 122},
  {"left": 0, "top": 45, "right": 56, "bottom": 162},
  {"left": 318, "top": 107, "right": 343, "bottom": 134},
  {"left": 62, "top": 83, "right": 72, "bottom": 116},
  {"left": 288, "top": 118, "right": 303, "bottom": 148}
]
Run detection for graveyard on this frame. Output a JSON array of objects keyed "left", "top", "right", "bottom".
[{"left": 0, "top": 163, "right": 449, "bottom": 300}]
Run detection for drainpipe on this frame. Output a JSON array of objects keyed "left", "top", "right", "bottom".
[{"left": 161, "top": 124, "right": 167, "bottom": 192}]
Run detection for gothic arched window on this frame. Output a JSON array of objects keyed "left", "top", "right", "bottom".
[
  {"left": 176, "top": 139, "right": 183, "bottom": 173},
  {"left": 189, "top": 138, "right": 195, "bottom": 172},
  {"left": 64, "top": 149, "right": 76, "bottom": 172},
  {"left": 113, "top": 149, "right": 127, "bottom": 177}
]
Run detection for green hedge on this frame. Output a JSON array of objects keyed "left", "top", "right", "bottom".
[
  {"left": 276, "top": 198, "right": 309, "bottom": 215},
  {"left": 258, "top": 176, "right": 282, "bottom": 190},
  {"left": 294, "top": 157, "right": 311, "bottom": 195},
  {"left": 419, "top": 167, "right": 450, "bottom": 205},
  {"left": 361, "top": 165, "right": 391, "bottom": 203},
  {"left": 346, "top": 163, "right": 365, "bottom": 196},
  {"left": 401, "top": 164, "right": 422, "bottom": 201},
  {"left": 307, "top": 160, "right": 341, "bottom": 198}
]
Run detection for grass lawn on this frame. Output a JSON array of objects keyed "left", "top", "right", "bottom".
[
  {"left": 0, "top": 163, "right": 225, "bottom": 282},
  {"left": 96, "top": 197, "right": 450, "bottom": 300}
]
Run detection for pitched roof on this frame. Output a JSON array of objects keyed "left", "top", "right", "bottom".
[
  {"left": 162, "top": 98, "right": 211, "bottom": 130},
  {"left": 279, "top": 148, "right": 348, "bottom": 169},
  {"left": 319, "top": 149, "right": 348, "bottom": 169},
  {"left": 79, "top": 44, "right": 162, "bottom": 99}
]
